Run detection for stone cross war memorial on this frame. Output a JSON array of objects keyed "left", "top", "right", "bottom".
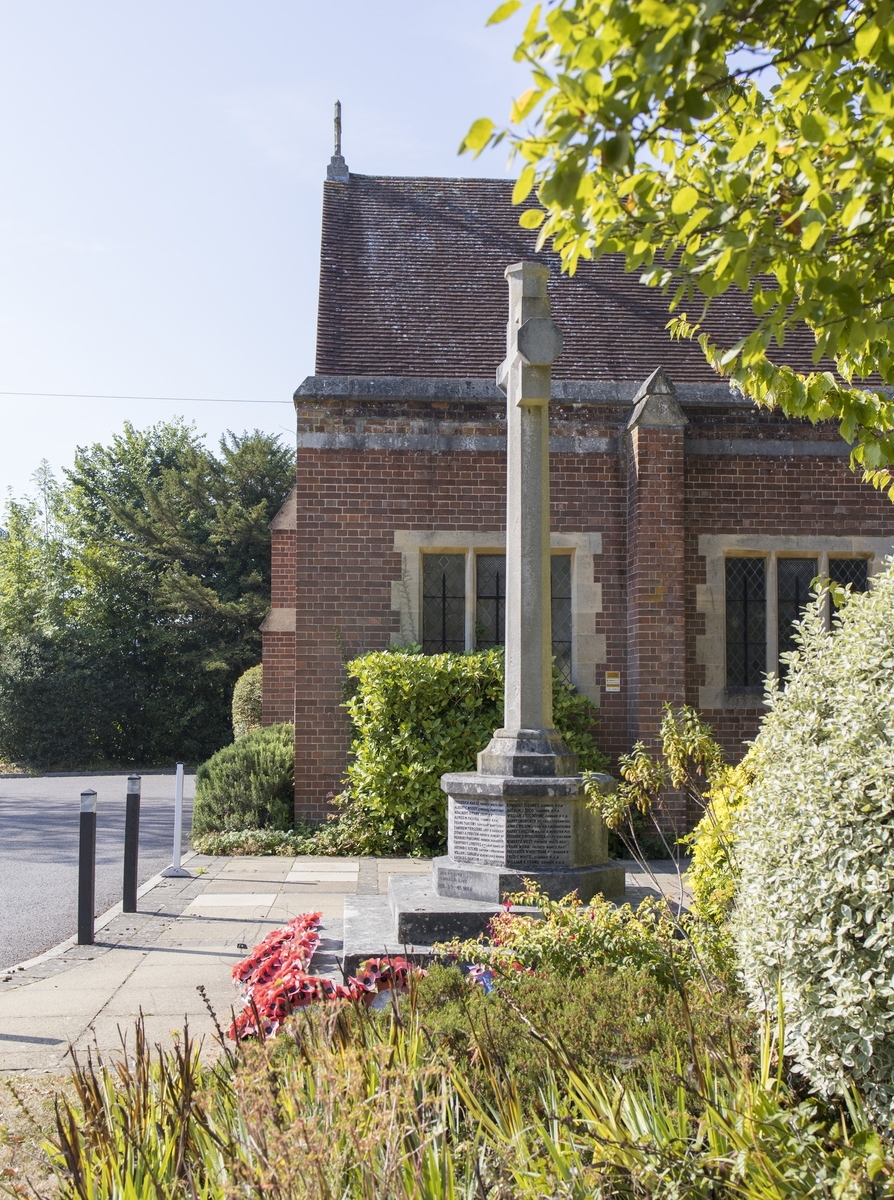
[{"left": 347, "top": 263, "right": 624, "bottom": 960}]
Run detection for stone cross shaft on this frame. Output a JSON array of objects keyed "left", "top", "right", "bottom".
[
  {"left": 496, "top": 261, "right": 564, "bottom": 737},
  {"left": 432, "top": 260, "right": 622, "bottom": 905}
]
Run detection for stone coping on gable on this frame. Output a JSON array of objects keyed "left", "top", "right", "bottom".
[{"left": 294, "top": 375, "right": 754, "bottom": 408}]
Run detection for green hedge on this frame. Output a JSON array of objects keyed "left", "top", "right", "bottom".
[
  {"left": 232, "top": 663, "right": 263, "bottom": 739},
  {"left": 191, "top": 722, "right": 294, "bottom": 836},
  {"left": 331, "top": 648, "right": 608, "bottom": 857}
]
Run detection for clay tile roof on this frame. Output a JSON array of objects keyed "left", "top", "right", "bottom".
[{"left": 314, "top": 174, "right": 824, "bottom": 383}]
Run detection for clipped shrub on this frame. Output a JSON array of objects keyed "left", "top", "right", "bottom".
[
  {"left": 191, "top": 722, "right": 294, "bottom": 837},
  {"left": 735, "top": 567, "right": 894, "bottom": 1124},
  {"left": 332, "top": 648, "right": 608, "bottom": 857},
  {"left": 232, "top": 663, "right": 263, "bottom": 739}
]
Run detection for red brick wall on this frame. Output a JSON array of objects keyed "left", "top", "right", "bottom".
[
  {"left": 275, "top": 395, "right": 894, "bottom": 828},
  {"left": 292, "top": 437, "right": 622, "bottom": 819},
  {"left": 262, "top": 505, "right": 298, "bottom": 728},
  {"left": 627, "top": 421, "right": 689, "bottom": 829},
  {"left": 685, "top": 448, "right": 894, "bottom": 762},
  {"left": 262, "top": 632, "right": 296, "bottom": 726}
]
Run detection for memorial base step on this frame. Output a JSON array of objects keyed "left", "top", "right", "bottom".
[{"left": 432, "top": 855, "right": 626, "bottom": 904}]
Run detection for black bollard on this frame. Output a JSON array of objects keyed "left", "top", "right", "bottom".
[
  {"left": 123, "top": 774, "right": 141, "bottom": 913},
  {"left": 78, "top": 790, "right": 97, "bottom": 945}
]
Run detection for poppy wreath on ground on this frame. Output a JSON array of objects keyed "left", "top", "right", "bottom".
[
  {"left": 232, "top": 912, "right": 322, "bottom": 989},
  {"left": 229, "top": 913, "right": 421, "bottom": 1040}
]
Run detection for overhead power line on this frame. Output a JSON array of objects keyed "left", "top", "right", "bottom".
[{"left": 0, "top": 390, "right": 291, "bottom": 404}]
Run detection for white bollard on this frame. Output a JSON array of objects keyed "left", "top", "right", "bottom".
[{"left": 162, "top": 762, "right": 191, "bottom": 877}]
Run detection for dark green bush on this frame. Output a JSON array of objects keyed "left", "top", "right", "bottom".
[
  {"left": 191, "top": 722, "right": 294, "bottom": 836},
  {"left": 232, "top": 663, "right": 263, "bottom": 739},
  {"left": 385, "top": 963, "right": 750, "bottom": 1112},
  {"left": 331, "top": 648, "right": 609, "bottom": 857}
]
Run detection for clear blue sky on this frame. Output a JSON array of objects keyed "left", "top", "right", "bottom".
[{"left": 0, "top": 1, "right": 527, "bottom": 500}]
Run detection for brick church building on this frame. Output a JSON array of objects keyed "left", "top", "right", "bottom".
[{"left": 262, "top": 150, "right": 894, "bottom": 824}]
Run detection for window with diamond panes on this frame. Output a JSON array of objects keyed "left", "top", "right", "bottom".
[
  {"left": 777, "top": 558, "right": 817, "bottom": 670},
  {"left": 725, "top": 558, "right": 766, "bottom": 688},
  {"left": 422, "top": 554, "right": 465, "bottom": 653},
  {"left": 828, "top": 557, "right": 868, "bottom": 594},
  {"left": 551, "top": 553, "right": 573, "bottom": 683},
  {"left": 475, "top": 554, "right": 506, "bottom": 648}
]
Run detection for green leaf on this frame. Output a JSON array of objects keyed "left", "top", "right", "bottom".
[
  {"left": 602, "top": 132, "right": 631, "bottom": 169},
  {"left": 800, "top": 219, "right": 824, "bottom": 250},
  {"left": 799, "top": 112, "right": 827, "bottom": 144},
  {"left": 727, "top": 129, "right": 761, "bottom": 163},
  {"left": 519, "top": 208, "right": 545, "bottom": 228},
  {"left": 855, "top": 19, "right": 881, "bottom": 58},
  {"left": 486, "top": 0, "right": 522, "bottom": 25},
  {"left": 512, "top": 165, "right": 536, "bottom": 205},
  {"left": 671, "top": 186, "right": 700, "bottom": 215},
  {"left": 461, "top": 118, "right": 495, "bottom": 157},
  {"left": 679, "top": 206, "right": 712, "bottom": 237}
]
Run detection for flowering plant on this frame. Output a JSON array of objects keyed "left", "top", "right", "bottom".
[{"left": 436, "top": 883, "right": 695, "bottom": 987}]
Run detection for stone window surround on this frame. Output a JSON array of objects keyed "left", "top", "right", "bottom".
[
  {"left": 696, "top": 533, "right": 894, "bottom": 710},
  {"left": 390, "top": 530, "right": 605, "bottom": 704}
]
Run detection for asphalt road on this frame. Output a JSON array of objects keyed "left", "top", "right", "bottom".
[{"left": 0, "top": 772, "right": 195, "bottom": 969}]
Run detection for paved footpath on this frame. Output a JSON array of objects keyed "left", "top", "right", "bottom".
[
  {"left": 0, "top": 772, "right": 195, "bottom": 969},
  {"left": 0, "top": 856, "right": 687, "bottom": 1074}
]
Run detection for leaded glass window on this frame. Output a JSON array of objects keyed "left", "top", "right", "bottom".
[
  {"left": 778, "top": 558, "right": 817, "bottom": 667},
  {"left": 726, "top": 558, "right": 766, "bottom": 687},
  {"left": 422, "top": 554, "right": 465, "bottom": 653},
  {"left": 476, "top": 554, "right": 506, "bottom": 648},
  {"left": 828, "top": 557, "right": 868, "bottom": 594},
  {"left": 551, "top": 553, "right": 573, "bottom": 683}
]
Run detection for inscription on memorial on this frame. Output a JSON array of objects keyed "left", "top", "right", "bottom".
[
  {"left": 449, "top": 797, "right": 506, "bottom": 865},
  {"left": 505, "top": 803, "right": 572, "bottom": 869}
]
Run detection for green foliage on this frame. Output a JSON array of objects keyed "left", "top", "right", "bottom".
[
  {"left": 191, "top": 723, "right": 294, "bottom": 837},
  {"left": 190, "top": 826, "right": 320, "bottom": 856},
  {"left": 683, "top": 757, "right": 753, "bottom": 928},
  {"left": 466, "top": 0, "right": 894, "bottom": 496},
  {"left": 585, "top": 703, "right": 729, "bottom": 851},
  {"left": 232, "top": 664, "right": 263, "bottom": 740},
  {"left": 0, "top": 422, "right": 294, "bottom": 768},
  {"left": 330, "top": 648, "right": 608, "bottom": 857},
  {"left": 438, "top": 883, "right": 702, "bottom": 987},
  {"left": 735, "top": 564, "right": 894, "bottom": 1125},
  {"left": 47, "top": 994, "right": 894, "bottom": 1199},
  {"left": 397, "top": 962, "right": 750, "bottom": 1111},
  {"left": 459, "top": 1015, "right": 894, "bottom": 1198}
]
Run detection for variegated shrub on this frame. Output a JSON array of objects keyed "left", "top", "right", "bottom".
[{"left": 735, "top": 562, "right": 894, "bottom": 1123}]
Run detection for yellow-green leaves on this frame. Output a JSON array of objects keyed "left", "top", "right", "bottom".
[
  {"left": 799, "top": 112, "right": 828, "bottom": 144},
  {"left": 671, "top": 186, "right": 700, "bottom": 215},
  {"left": 487, "top": 0, "right": 522, "bottom": 25},
  {"left": 460, "top": 117, "right": 495, "bottom": 157},
  {"left": 727, "top": 129, "right": 762, "bottom": 163},
  {"left": 512, "top": 165, "right": 537, "bottom": 205},
  {"left": 519, "top": 208, "right": 545, "bottom": 228},
  {"left": 855, "top": 16, "right": 882, "bottom": 59},
  {"left": 473, "top": 0, "right": 894, "bottom": 484},
  {"left": 511, "top": 87, "right": 542, "bottom": 122}
]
